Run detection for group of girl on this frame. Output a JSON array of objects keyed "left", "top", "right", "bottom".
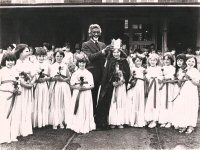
[
  {"left": 0, "top": 44, "right": 94, "bottom": 144},
  {"left": 0, "top": 42, "right": 199, "bottom": 145},
  {"left": 96, "top": 45, "right": 200, "bottom": 136}
]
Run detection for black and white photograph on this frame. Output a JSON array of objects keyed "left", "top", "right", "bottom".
[{"left": 0, "top": 0, "right": 200, "bottom": 149}]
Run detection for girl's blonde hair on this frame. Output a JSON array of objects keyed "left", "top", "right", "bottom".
[{"left": 148, "top": 53, "right": 160, "bottom": 66}]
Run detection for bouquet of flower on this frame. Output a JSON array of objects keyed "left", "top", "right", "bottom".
[
  {"left": 55, "top": 66, "right": 68, "bottom": 79},
  {"left": 127, "top": 70, "right": 137, "bottom": 90},
  {"left": 19, "top": 71, "right": 31, "bottom": 82},
  {"left": 7, "top": 77, "right": 21, "bottom": 118},
  {"left": 113, "top": 70, "right": 121, "bottom": 83},
  {"left": 38, "top": 69, "right": 45, "bottom": 78}
]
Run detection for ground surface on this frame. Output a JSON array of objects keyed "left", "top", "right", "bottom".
[{"left": 1, "top": 114, "right": 200, "bottom": 150}]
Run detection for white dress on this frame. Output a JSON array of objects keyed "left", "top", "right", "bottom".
[
  {"left": 49, "top": 62, "right": 71, "bottom": 127},
  {"left": 67, "top": 69, "right": 95, "bottom": 134},
  {"left": 158, "top": 65, "right": 175, "bottom": 124},
  {"left": 0, "top": 67, "right": 20, "bottom": 143},
  {"left": 15, "top": 59, "right": 33, "bottom": 137},
  {"left": 144, "top": 66, "right": 161, "bottom": 122},
  {"left": 108, "top": 73, "right": 127, "bottom": 126},
  {"left": 172, "top": 67, "right": 200, "bottom": 128},
  {"left": 126, "top": 66, "right": 146, "bottom": 127},
  {"left": 32, "top": 61, "right": 50, "bottom": 128}
]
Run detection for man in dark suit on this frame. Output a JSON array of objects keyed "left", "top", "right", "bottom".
[{"left": 82, "top": 24, "right": 112, "bottom": 116}]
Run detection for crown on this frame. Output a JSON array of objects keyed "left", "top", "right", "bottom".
[{"left": 111, "top": 38, "right": 122, "bottom": 49}]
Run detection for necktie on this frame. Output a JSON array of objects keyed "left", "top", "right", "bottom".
[{"left": 95, "top": 42, "right": 100, "bottom": 50}]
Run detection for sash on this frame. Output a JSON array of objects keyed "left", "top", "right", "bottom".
[
  {"left": 1, "top": 80, "right": 15, "bottom": 84},
  {"left": 0, "top": 88, "right": 21, "bottom": 118},
  {"left": 147, "top": 77, "right": 157, "bottom": 108},
  {"left": 159, "top": 79, "right": 174, "bottom": 109},
  {"left": 74, "top": 81, "right": 88, "bottom": 115},
  {"left": 171, "top": 79, "right": 187, "bottom": 102}
]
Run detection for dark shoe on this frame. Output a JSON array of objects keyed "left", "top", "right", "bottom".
[{"left": 102, "top": 126, "right": 110, "bottom": 130}]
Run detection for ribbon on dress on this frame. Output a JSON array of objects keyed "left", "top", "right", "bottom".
[
  {"left": 171, "top": 79, "right": 187, "bottom": 102},
  {"left": 0, "top": 83, "right": 21, "bottom": 118},
  {"left": 159, "top": 79, "right": 172, "bottom": 109},
  {"left": 74, "top": 78, "right": 88, "bottom": 115},
  {"left": 147, "top": 77, "right": 157, "bottom": 108}
]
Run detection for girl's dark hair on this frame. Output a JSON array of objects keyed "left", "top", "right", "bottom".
[
  {"left": 163, "top": 54, "right": 174, "bottom": 65},
  {"left": 1, "top": 52, "right": 16, "bottom": 67},
  {"left": 76, "top": 57, "right": 88, "bottom": 67},
  {"left": 176, "top": 53, "right": 186, "bottom": 62},
  {"left": 29, "top": 46, "right": 36, "bottom": 55},
  {"left": 43, "top": 42, "right": 52, "bottom": 51},
  {"left": 14, "top": 44, "right": 29, "bottom": 60},
  {"left": 186, "top": 55, "right": 197, "bottom": 69},
  {"left": 36, "top": 47, "right": 47, "bottom": 56},
  {"left": 134, "top": 48, "right": 142, "bottom": 54},
  {"left": 175, "top": 53, "right": 187, "bottom": 74},
  {"left": 132, "top": 54, "right": 144, "bottom": 64},
  {"left": 53, "top": 49, "right": 65, "bottom": 58}
]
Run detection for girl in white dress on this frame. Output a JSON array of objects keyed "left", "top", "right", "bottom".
[
  {"left": 108, "top": 48, "right": 130, "bottom": 129},
  {"left": 145, "top": 54, "right": 161, "bottom": 128},
  {"left": 32, "top": 47, "right": 50, "bottom": 128},
  {"left": 67, "top": 57, "right": 95, "bottom": 134},
  {"left": 172, "top": 54, "right": 187, "bottom": 131},
  {"left": 172, "top": 56, "right": 200, "bottom": 134},
  {"left": 49, "top": 50, "right": 71, "bottom": 129},
  {"left": 158, "top": 54, "right": 175, "bottom": 128},
  {"left": 14, "top": 44, "right": 35, "bottom": 137},
  {"left": 0, "top": 52, "right": 20, "bottom": 143},
  {"left": 126, "top": 55, "right": 146, "bottom": 127}
]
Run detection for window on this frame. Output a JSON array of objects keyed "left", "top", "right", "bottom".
[{"left": 132, "top": 23, "right": 153, "bottom": 41}]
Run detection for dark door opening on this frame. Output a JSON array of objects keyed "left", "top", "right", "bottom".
[{"left": 104, "top": 20, "right": 125, "bottom": 45}]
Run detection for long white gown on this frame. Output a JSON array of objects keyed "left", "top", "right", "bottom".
[
  {"left": 172, "top": 67, "right": 200, "bottom": 128},
  {"left": 158, "top": 65, "right": 175, "bottom": 124},
  {"left": 49, "top": 62, "right": 71, "bottom": 127},
  {"left": 0, "top": 66, "right": 20, "bottom": 143},
  {"left": 108, "top": 72, "right": 127, "bottom": 126},
  {"left": 126, "top": 66, "right": 146, "bottom": 127},
  {"left": 144, "top": 66, "right": 161, "bottom": 122},
  {"left": 15, "top": 59, "right": 33, "bottom": 137},
  {"left": 32, "top": 61, "right": 50, "bottom": 128},
  {"left": 67, "top": 69, "right": 95, "bottom": 134}
]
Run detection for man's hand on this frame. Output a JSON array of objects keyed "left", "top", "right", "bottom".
[{"left": 102, "top": 45, "right": 114, "bottom": 54}]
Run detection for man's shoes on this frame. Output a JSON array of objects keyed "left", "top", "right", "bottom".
[{"left": 96, "top": 125, "right": 110, "bottom": 131}]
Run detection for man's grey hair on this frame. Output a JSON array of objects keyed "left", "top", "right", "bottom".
[{"left": 88, "top": 24, "right": 102, "bottom": 37}]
